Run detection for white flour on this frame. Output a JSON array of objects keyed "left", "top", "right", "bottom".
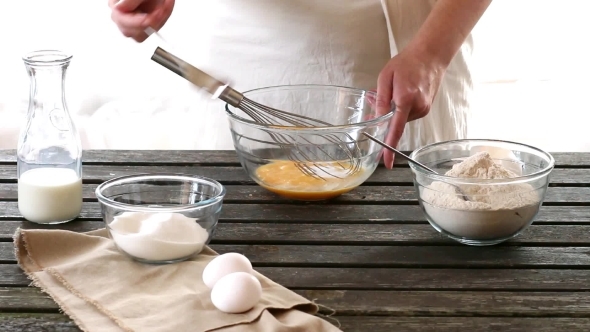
[{"left": 421, "top": 152, "right": 541, "bottom": 241}]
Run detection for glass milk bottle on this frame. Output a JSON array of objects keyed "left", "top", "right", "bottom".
[{"left": 16, "top": 50, "right": 83, "bottom": 224}]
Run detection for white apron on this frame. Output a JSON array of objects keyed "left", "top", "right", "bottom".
[
  {"left": 194, "top": 0, "right": 474, "bottom": 151},
  {"left": 89, "top": 0, "right": 473, "bottom": 150}
]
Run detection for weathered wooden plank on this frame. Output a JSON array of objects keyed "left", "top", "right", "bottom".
[
  {"left": 2, "top": 220, "right": 590, "bottom": 246},
  {"left": 1, "top": 183, "right": 589, "bottom": 205},
  {"left": 0, "top": 184, "right": 96, "bottom": 202},
  {"left": 0, "top": 150, "right": 242, "bottom": 165},
  {"left": 0, "top": 150, "right": 410, "bottom": 169},
  {"left": 0, "top": 183, "right": 418, "bottom": 202},
  {"left": 0, "top": 313, "right": 80, "bottom": 332},
  {"left": 218, "top": 245, "right": 590, "bottom": 267},
  {"left": 5, "top": 287, "right": 590, "bottom": 317},
  {"left": 550, "top": 168, "right": 590, "bottom": 184},
  {"left": 0, "top": 149, "right": 410, "bottom": 166},
  {"left": 217, "top": 245, "right": 590, "bottom": 268},
  {"left": 0, "top": 184, "right": 98, "bottom": 200},
  {"left": 0, "top": 201, "right": 423, "bottom": 221},
  {"left": 0, "top": 165, "right": 255, "bottom": 184},
  {"left": 194, "top": 267, "right": 590, "bottom": 291},
  {"left": 2, "top": 242, "right": 590, "bottom": 267},
  {"left": 2, "top": 202, "right": 590, "bottom": 223},
  {"left": 0, "top": 165, "right": 586, "bottom": 186},
  {"left": 335, "top": 317, "right": 590, "bottom": 331},
  {"left": 1, "top": 314, "right": 589, "bottom": 332},
  {"left": 550, "top": 153, "right": 590, "bottom": 167},
  {"left": 0, "top": 287, "right": 56, "bottom": 311},
  {"left": 0, "top": 165, "right": 413, "bottom": 185},
  {"left": 186, "top": 224, "right": 590, "bottom": 245},
  {"left": 1, "top": 150, "right": 588, "bottom": 167},
  {"left": 2, "top": 183, "right": 590, "bottom": 205},
  {"left": 296, "top": 290, "right": 590, "bottom": 317},
  {"left": 0, "top": 185, "right": 421, "bottom": 204},
  {"left": 544, "top": 187, "right": 590, "bottom": 203},
  {"left": 3, "top": 265, "right": 590, "bottom": 291}
]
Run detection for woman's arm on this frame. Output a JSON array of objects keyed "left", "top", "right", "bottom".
[
  {"left": 378, "top": 0, "right": 492, "bottom": 169},
  {"left": 405, "top": 0, "right": 493, "bottom": 68}
]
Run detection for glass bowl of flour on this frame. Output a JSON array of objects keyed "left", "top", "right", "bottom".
[
  {"left": 409, "top": 139, "right": 555, "bottom": 246},
  {"left": 96, "top": 174, "right": 225, "bottom": 263}
]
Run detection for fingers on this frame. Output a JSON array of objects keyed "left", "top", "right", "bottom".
[
  {"left": 375, "top": 72, "right": 394, "bottom": 117},
  {"left": 376, "top": 71, "right": 397, "bottom": 168},
  {"left": 146, "top": 0, "right": 175, "bottom": 30},
  {"left": 366, "top": 89, "right": 376, "bottom": 107},
  {"left": 374, "top": 53, "right": 439, "bottom": 169},
  {"left": 111, "top": 9, "right": 149, "bottom": 39},
  {"left": 110, "top": 0, "right": 149, "bottom": 40},
  {"left": 110, "top": 0, "right": 175, "bottom": 42},
  {"left": 384, "top": 86, "right": 430, "bottom": 168},
  {"left": 139, "top": 0, "right": 174, "bottom": 41},
  {"left": 384, "top": 106, "right": 410, "bottom": 169},
  {"left": 111, "top": 9, "right": 147, "bottom": 30},
  {"left": 113, "top": 0, "right": 145, "bottom": 11},
  {"left": 382, "top": 78, "right": 417, "bottom": 169}
]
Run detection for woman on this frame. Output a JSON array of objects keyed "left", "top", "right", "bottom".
[{"left": 108, "top": 0, "right": 491, "bottom": 169}]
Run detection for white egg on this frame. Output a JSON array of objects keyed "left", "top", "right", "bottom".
[
  {"left": 202, "top": 253, "right": 253, "bottom": 289},
  {"left": 211, "top": 272, "right": 262, "bottom": 313}
]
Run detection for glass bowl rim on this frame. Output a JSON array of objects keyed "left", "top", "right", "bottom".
[
  {"left": 224, "top": 84, "right": 395, "bottom": 132},
  {"left": 408, "top": 138, "right": 556, "bottom": 185},
  {"left": 95, "top": 173, "right": 226, "bottom": 213}
]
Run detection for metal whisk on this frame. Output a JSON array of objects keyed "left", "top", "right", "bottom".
[{"left": 150, "top": 46, "right": 363, "bottom": 180}]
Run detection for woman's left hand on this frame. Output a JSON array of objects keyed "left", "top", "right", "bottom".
[{"left": 375, "top": 49, "right": 446, "bottom": 169}]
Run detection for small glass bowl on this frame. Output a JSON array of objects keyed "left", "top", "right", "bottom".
[
  {"left": 95, "top": 173, "right": 225, "bottom": 264},
  {"left": 409, "top": 139, "right": 555, "bottom": 246}
]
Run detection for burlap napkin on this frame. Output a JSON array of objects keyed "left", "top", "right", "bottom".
[{"left": 14, "top": 228, "right": 342, "bottom": 332}]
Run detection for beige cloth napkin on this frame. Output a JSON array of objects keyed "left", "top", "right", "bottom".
[{"left": 14, "top": 228, "right": 342, "bottom": 332}]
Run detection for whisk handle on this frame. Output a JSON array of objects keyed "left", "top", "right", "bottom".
[
  {"left": 151, "top": 47, "right": 243, "bottom": 106},
  {"left": 213, "top": 85, "right": 244, "bottom": 107}
]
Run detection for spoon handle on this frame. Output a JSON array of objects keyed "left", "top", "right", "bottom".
[{"left": 363, "top": 133, "right": 438, "bottom": 174}]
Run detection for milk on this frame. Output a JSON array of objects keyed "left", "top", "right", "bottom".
[{"left": 18, "top": 168, "right": 83, "bottom": 224}]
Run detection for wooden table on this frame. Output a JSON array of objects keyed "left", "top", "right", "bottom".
[{"left": 1, "top": 149, "right": 590, "bottom": 331}]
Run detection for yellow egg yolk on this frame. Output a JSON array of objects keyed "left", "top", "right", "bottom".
[{"left": 254, "top": 160, "right": 365, "bottom": 200}]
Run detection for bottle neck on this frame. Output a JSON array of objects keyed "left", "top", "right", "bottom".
[
  {"left": 27, "top": 63, "right": 69, "bottom": 114},
  {"left": 17, "top": 51, "right": 81, "bottom": 165}
]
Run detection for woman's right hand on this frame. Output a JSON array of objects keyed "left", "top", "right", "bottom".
[{"left": 108, "top": 0, "right": 175, "bottom": 42}]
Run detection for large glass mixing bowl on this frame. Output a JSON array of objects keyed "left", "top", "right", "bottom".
[{"left": 225, "top": 84, "right": 395, "bottom": 201}]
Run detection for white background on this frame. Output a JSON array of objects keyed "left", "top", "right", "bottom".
[{"left": 0, "top": 0, "right": 588, "bottom": 151}]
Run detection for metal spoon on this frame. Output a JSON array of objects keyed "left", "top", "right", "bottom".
[{"left": 363, "top": 133, "right": 470, "bottom": 201}]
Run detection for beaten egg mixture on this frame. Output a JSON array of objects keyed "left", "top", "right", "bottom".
[{"left": 255, "top": 160, "right": 366, "bottom": 200}]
